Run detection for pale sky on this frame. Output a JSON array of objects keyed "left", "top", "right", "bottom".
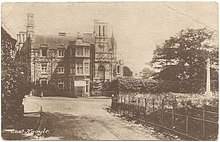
[{"left": 2, "top": 2, "right": 218, "bottom": 74}]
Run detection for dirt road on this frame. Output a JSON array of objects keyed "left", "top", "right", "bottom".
[{"left": 25, "top": 96, "right": 160, "bottom": 140}]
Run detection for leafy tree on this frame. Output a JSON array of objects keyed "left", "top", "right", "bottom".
[
  {"left": 151, "top": 28, "right": 218, "bottom": 93},
  {"left": 123, "top": 66, "right": 133, "bottom": 76},
  {"left": 2, "top": 28, "right": 31, "bottom": 126},
  {"left": 140, "top": 67, "right": 155, "bottom": 79}
]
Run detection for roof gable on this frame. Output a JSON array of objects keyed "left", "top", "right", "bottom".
[
  {"left": 32, "top": 34, "right": 95, "bottom": 49},
  {"left": 32, "top": 35, "right": 76, "bottom": 49}
]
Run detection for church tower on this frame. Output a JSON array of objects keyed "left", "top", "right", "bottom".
[
  {"left": 93, "top": 20, "right": 108, "bottom": 52},
  {"left": 26, "top": 13, "right": 34, "bottom": 39},
  {"left": 92, "top": 20, "right": 117, "bottom": 95}
]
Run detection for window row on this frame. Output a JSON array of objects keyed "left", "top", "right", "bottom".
[
  {"left": 41, "top": 64, "right": 64, "bottom": 74},
  {"left": 70, "top": 62, "right": 90, "bottom": 75},
  {"left": 44, "top": 80, "right": 89, "bottom": 93},
  {"left": 41, "top": 48, "right": 90, "bottom": 57},
  {"left": 41, "top": 49, "right": 64, "bottom": 57},
  {"left": 71, "top": 47, "right": 90, "bottom": 57},
  {"left": 41, "top": 62, "right": 90, "bottom": 75}
]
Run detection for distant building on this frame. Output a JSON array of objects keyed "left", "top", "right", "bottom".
[{"left": 16, "top": 14, "right": 123, "bottom": 97}]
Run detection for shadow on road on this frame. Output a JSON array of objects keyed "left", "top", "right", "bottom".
[{"left": 45, "top": 112, "right": 89, "bottom": 140}]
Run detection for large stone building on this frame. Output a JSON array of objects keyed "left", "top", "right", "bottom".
[{"left": 16, "top": 13, "right": 123, "bottom": 97}]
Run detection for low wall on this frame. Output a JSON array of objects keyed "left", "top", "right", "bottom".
[{"left": 32, "top": 89, "right": 76, "bottom": 98}]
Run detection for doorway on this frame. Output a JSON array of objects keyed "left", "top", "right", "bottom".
[{"left": 75, "top": 86, "right": 84, "bottom": 97}]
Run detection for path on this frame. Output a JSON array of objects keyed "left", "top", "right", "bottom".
[{"left": 25, "top": 96, "right": 160, "bottom": 140}]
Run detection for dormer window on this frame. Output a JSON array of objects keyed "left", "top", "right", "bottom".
[
  {"left": 40, "top": 43, "right": 48, "bottom": 56},
  {"left": 42, "top": 49, "right": 47, "bottom": 56},
  {"left": 84, "top": 48, "right": 90, "bottom": 56},
  {"left": 58, "top": 66, "right": 64, "bottom": 74},
  {"left": 58, "top": 49, "right": 64, "bottom": 57},
  {"left": 76, "top": 48, "right": 83, "bottom": 56},
  {"left": 117, "top": 65, "right": 120, "bottom": 74},
  {"left": 41, "top": 63, "right": 47, "bottom": 73}
]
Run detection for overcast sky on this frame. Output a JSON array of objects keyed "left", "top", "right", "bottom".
[{"left": 2, "top": 2, "right": 218, "bottom": 74}]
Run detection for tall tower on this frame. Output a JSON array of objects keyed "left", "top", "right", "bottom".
[
  {"left": 26, "top": 13, "right": 34, "bottom": 83},
  {"left": 26, "top": 13, "right": 34, "bottom": 38},
  {"left": 92, "top": 20, "right": 115, "bottom": 95},
  {"left": 93, "top": 20, "right": 108, "bottom": 52}
]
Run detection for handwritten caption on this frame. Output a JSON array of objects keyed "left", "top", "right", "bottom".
[{"left": 10, "top": 128, "right": 49, "bottom": 136}]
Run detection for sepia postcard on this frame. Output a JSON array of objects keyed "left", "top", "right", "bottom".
[{"left": 1, "top": 2, "right": 219, "bottom": 141}]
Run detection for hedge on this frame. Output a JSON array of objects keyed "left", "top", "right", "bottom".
[
  {"left": 107, "top": 77, "right": 218, "bottom": 94},
  {"left": 106, "top": 77, "right": 159, "bottom": 93}
]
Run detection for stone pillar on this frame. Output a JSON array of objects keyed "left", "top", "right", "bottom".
[
  {"left": 26, "top": 13, "right": 34, "bottom": 38},
  {"left": 205, "top": 58, "right": 212, "bottom": 97}
]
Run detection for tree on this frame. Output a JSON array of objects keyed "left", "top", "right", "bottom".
[
  {"left": 151, "top": 28, "right": 218, "bottom": 93},
  {"left": 141, "top": 67, "right": 155, "bottom": 79},
  {"left": 123, "top": 66, "right": 133, "bottom": 76},
  {"left": 2, "top": 27, "right": 31, "bottom": 127}
]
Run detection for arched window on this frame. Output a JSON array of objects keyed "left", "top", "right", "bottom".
[{"left": 98, "top": 65, "right": 105, "bottom": 80}]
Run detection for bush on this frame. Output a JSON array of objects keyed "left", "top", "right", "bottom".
[
  {"left": 107, "top": 77, "right": 218, "bottom": 94},
  {"left": 1, "top": 30, "right": 31, "bottom": 126},
  {"left": 2, "top": 61, "right": 31, "bottom": 126},
  {"left": 107, "top": 77, "right": 159, "bottom": 93}
]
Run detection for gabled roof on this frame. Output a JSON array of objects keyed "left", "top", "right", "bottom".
[
  {"left": 32, "top": 35, "right": 76, "bottom": 49},
  {"left": 32, "top": 33, "right": 95, "bottom": 49}
]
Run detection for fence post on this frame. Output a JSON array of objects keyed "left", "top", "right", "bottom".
[
  {"left": 111, "top": 95, "right": 114, "bottom": 110},
  {"left": 40, "top": 106, "right": 42, "bottom": 114},
  {"left": 185, "top": 104, "right": 188, "bottom": 135},
  {"left": 123, "top": 96, "right": 126, "bottom": 115},
  {"left": 138, "top": 98, "right": 140, "bottom": 120},
  {"left": 117, "top": 95, "right": 119, "bottom": 113},
  {"left": 128, "top": 95, "right": 130, "bottom": 117},
  {"left": 172, "top": 99, "right": 175, "bottom": 130},
  {"left": 122, "top": 96, "right": 124, "bottom": 115},
  {"left": 115, "top": 95, "right": 120, "bottom": 113},
  {"left": 131, "top": 97, "right": 133, "bottom": 118},
  {"left": 125, "top": 95, "right": 128, "bottom": 116},
  {"left": 152, "top": 98, "right": 155, "bottom": 123},
  {"left": 40, "top": 106, "right": 43, "bottom": 120},
  {"left": 161, "top": 99, "right": 164, "bottom": 126},
  {"left": 202, "top": 105, "right": 206, "bottom": 140},
  {"left": 144, "top": 98, "right": 147, "bottom": 119},
  {"left": 120, "top": 95, "right": 122, "bottom": 115}
]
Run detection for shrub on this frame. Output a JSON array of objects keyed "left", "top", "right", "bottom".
[
  {"left": 2, "top": 60, "right": 31, "bottom": 126},
  {"left": 107, "top": 77, "right": 159, "bottom": 93},
  {"left": 107, "top": 77, "right": 218, "bottom": 94},
  {"left": 1, "top": 29, "right": 31, "bottom": 126}
]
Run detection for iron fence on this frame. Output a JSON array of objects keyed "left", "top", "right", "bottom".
[{"left": 111, "top": 95, "right": 218, "bottom": 140}]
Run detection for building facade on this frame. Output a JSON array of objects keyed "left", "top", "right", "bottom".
[{"left": 16, "top": 14, "right": 123, "bottom": 97}]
